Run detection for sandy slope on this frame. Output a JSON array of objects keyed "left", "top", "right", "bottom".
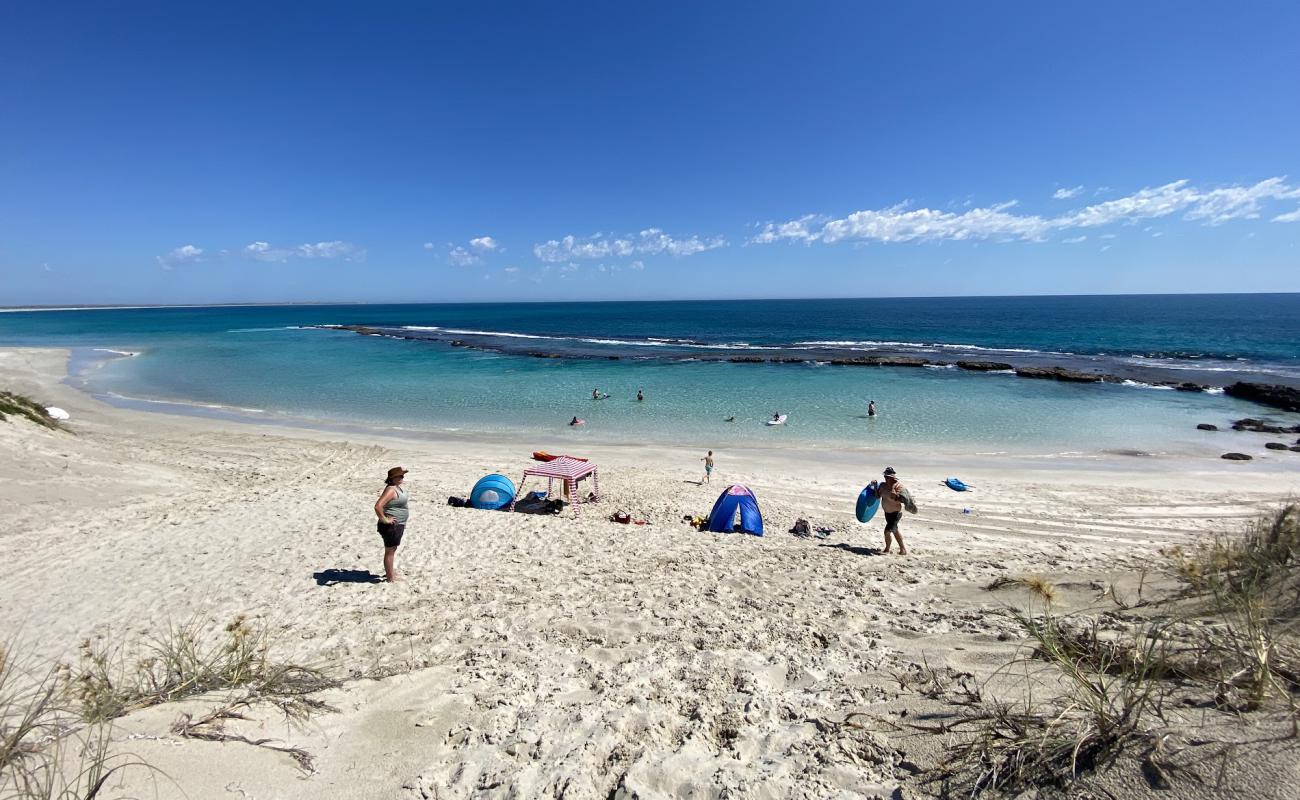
[{"left": 2, "top": 347, "right": 1297, "bottom": 799}]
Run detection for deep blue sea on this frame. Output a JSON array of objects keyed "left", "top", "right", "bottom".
[{"left": 2, "top": 295, "right": 1297, "bottom": 455}]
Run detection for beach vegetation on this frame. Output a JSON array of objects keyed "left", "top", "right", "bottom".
[
  {"left": 918, "top": 505, "right": 1300, "bottom": 795},
  {"left": 0, "top": 642, "right": 152, "bottom": 799},
  {"left": 0, "top": 391, "right": 67, "bottom": 432},
  {"left": 72, "top": 615, "right": 337, "bottom": 723},
  {"left": 71, "top": 615, "right": 339, "bottom": 775}
]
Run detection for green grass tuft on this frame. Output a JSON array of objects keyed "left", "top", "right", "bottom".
[{"left": 0, "top": 391, "right": 67, "bottom": 431}]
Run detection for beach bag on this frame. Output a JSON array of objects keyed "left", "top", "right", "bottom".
[
  {"left": 611, "top": 511, "right": 631, "bottom": 524},
  {"left": 447, "top": 496, "right": 467, "bottom": 507},
  {"left": 790, "top": 518, "right": 811, "bottom": 536}
]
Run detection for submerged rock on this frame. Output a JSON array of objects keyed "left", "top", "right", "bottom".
[
  {"left": 1014, "top": 366, "right": 1103, "bottom": 383},
  {"left": 1231, "top": 418, "right": 1295, "bottom": 434},
  {"left": 1224, "top": 382, "right": 1300, "bottom": 413},
  {"left": 1196, "top": 423, "right": 1218, "bottom": 431},
  {"left": 1265, "top": 442, "right": 1290, "bottom": 450},
  {"left": 956, "top": 360, "right": 1014, "bottom": 371},
  {"left": 1221, "top": 452, "right": 1253, "bottom": 461}
]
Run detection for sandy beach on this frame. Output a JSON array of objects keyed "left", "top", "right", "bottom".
[{"left": 2, "top": 346, "right": 1298, "bottom": 799}]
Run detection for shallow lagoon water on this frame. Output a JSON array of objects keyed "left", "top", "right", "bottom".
[{"left": 3, "top": 297, "right": 1297, "bottom": 456}]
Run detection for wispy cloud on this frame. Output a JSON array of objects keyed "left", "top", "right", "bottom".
[
  {"left": 1062, "top": 235, "right": 1087, "bottom": 244},
  {"left": 157, "top": 244, "right": 204, "bottom": 269},
  {"left": 446, "top": 235, "right": 501, "bottom": 266},
  {"left": 1053, "top": 185, "right": 1083, "bottom": 200},
  {"left": 1274, "top": 208, "right": 1300, "bottom": 223},
  {"left": 533, "top": 228, "right": 726, "bottom": 263},
  {"left": 244, "top": 240, "right": 365, "bottom": 263},
  {"left": 751, "top": 178, "right": 1300, "bottom": 247}
]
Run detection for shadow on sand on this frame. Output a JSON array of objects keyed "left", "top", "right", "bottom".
[
  {"left": 818, "top": 543, "right": 884, "bottom": 557},
  {"left": 314, "top": 568, "right": 383, "bottom": 586}
]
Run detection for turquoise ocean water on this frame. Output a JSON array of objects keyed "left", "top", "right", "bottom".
[{"left": 1, "top": 295, "right": 1297, "bottom": 456}]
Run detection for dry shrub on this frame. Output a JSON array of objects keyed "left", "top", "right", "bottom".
[
  {"left": 922, "top": 604, "right": 1176, "bottom": 795},
  {"left": 72, "top": 616, "right": 337, "bottom": 724},
  {"left": 0, "top": 643, "right": 150, "bottom": 799},
  {"left": 1167, "top": 505, "right": 1300, "bottom": 718}
]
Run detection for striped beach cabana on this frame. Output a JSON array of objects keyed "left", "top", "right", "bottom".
[{"left": 509, "top": 456, "right": 601, "bottom": 516}]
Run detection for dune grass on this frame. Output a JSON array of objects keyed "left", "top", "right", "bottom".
[
  {"left": 72, "top": 615, "right": 338, "bottom": 724},
  {"left": 0, "top": 644, "right": 148, "bottom": 799},
  {"left": 0, "top": 391, "right": 66, "bottom": 431},
  {"left": 920, "top": 505, "right": 1300, "bottom": 795}
]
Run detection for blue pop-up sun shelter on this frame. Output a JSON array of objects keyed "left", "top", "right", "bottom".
[
  {"left": 707, "top": 484, "right": 764, "bottom": 536},
  {"left": 470, "top": 473, "right": 517, "bottom": 510}
]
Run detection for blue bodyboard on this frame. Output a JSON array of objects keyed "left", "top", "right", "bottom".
[
  {"left": 855, "top": 485, "right": 880, "bottom": 523},
  {"left": 945, "top": 477, "right": 969, "bottom": 492}
]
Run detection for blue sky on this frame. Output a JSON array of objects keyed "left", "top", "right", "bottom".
[{"left": 2, "top": 1, "right": 1299, "bottom": 305}]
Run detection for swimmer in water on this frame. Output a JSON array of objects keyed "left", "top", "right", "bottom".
[
  {"left": 868, "top": 400, "right": 877, "bottom": 417},
  {"left": 570, "top": 416, "right": 581, "bottom": 426},
  {"left": 637, "top": 389, "right": 644, "bottom": 402}
]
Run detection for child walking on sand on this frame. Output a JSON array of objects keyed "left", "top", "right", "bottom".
[{"left": 701, "top": 450, "right": 714, "bottom": 484}]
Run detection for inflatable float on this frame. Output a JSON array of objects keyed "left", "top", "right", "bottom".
[
  {"left": 855, "top": 484, "right": 880, "bottom": 523},
  {"left": 945, "top": 477, "right": 970, "bottom": 492},
  {"left": 766, "top": 414, "right": 788, "bottom": 426}
]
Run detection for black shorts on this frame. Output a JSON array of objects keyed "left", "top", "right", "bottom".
[
  {"left": 377, "top": 521, "right": 406, "bottom": 547},
  {"left": 883, "top": 511, "right": 902, "bottom": 534}
]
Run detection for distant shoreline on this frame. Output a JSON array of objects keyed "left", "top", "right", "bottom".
[{"left": 3, "top": 290, "right": 1299, "bottom": 313}]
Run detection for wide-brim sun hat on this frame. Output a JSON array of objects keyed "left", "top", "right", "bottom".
[
  {"left": 883, "top": 466, "right": 897, "bottom": 476},
  {"left": 387, "top": 466, "right": 409, "bottom": 481}
]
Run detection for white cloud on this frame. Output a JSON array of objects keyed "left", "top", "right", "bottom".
[
  {"left": 448, "top": 245, "right": 477, "bottom": 266},
  {"left": 296, "top": 241, "right": 364, "bottom": 260},
  {"left": 445, "top": 235, "right": 500, "bottom": 266},
  {"left": 1053, "top": 185, "right": 1083, "bottom": 200},
  {"left": 503, "top": 266, "right": 520, "bottom": 273},
  {"left": 1099, "top": 233, "right": 1118, "bottom": 239},
  {"left": 244, "top": 240, "right": 365, "bottom": 263},
  {"left": 423, "top": 242, "right": 435, "bottom": 250},
  {"left": 157, "top": 244, "right": 203, "bottom": 269},
  {"left": 751, "top": 177, "right": 1300, "bottom": 248},
  {"left": 533, "top": 228, "right": 726, "bottom": 263},
  {"left": 1274, "top": 208, "right": 1300, "bottom": 223},
  {"left": 1062, "top": 235, "right": 1087, "bottom": 244}
]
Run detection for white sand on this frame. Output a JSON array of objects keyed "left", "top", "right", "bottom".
[{"left": 2, "top": 347, "right": 1297, "bottom": 798}]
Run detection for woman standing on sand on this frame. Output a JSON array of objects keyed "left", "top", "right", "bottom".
[{"left": 374, "top": 466, "right": 409, "bottom": 582}]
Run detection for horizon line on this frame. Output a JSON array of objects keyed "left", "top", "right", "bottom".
[{"left": 2, "top": 289, "right": 1299, "bottom": 313}]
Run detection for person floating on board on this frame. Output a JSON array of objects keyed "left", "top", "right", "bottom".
[
  {"left": 875, "top": 466, "right": 908, "bottom": 555},
  {"left": 569, "top": 416, "right": 583, "bottom": 426},
  {"left": 374, "top": 467, "right": 409, "bottom": 582},
  {"left": 772, "top": 412, "right": 782, "bottom": 422},
  {"left": 637, "top": 389, "right": 644, "bottom": 402},
  {"left": 701, "top": 450, "right": 714, "bottom": 484},
  {"left": 868, "top": 400, "right": 877, "bottom": 417}
]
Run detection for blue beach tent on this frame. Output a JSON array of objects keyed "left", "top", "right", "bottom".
[
  {"left": 470, "top": 473, "right": 517, "bottom": 510},
  {"left": 707, "top": 484, "right": 764, "bottom": 536}
]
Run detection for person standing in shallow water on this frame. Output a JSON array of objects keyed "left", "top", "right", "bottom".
[
  {"left": 868, "top": 400, "right": 877, "bottom": 417},
  {"left": 374, "top": 466, "right": 409, "bottom": 582}
]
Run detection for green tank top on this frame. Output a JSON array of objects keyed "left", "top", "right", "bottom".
[{"left": 383, "top": 485, "right": 409, "bottom": 524}]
